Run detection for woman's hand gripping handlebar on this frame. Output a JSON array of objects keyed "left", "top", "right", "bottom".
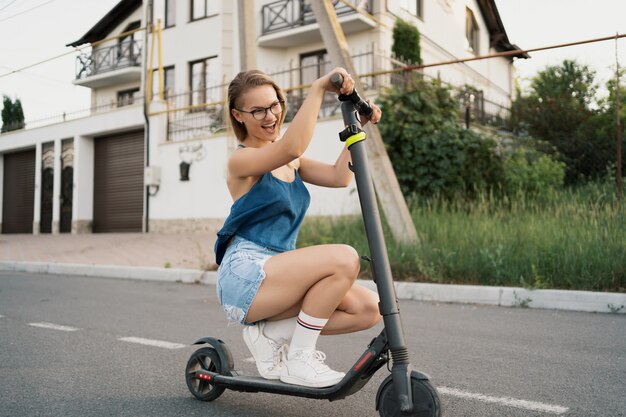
[{"left": 330, "top": 73, "right": 374, "bottom": 120}]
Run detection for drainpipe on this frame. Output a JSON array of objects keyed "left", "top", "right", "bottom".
[{"left": 142, "top": 0, "right": 153, "bottom": 233}]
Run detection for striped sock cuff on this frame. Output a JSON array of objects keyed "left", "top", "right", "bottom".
[
  {"left": 297, "top": 317, "right": 324, "bottom": 331},
  {"left": 296, "top": 312, "right": 327, "bottom": 332}
]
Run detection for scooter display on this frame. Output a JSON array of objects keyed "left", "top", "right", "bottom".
[{"left": 184, "top": 73, "right": 442, "bottom": 417}]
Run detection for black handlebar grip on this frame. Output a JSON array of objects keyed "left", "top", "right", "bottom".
[{"left": 330, "top": 72, "right": 373, "bottom": 118}]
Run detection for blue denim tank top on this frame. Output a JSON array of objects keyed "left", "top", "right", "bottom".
[{"left": 214, "top": 169, "right": 310, "bottom": 265}]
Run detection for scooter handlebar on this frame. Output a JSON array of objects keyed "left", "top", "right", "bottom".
[{"left": 330, "top": 73, "right": 373, "bottom": 119}]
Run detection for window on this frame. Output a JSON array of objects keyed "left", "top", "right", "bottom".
[
  {"left": 152, "top": 65, "right": 175, "bottom": 99},
  {"left": 300, "top": 50, "right": 330, "bottom": 86},
  {"left": 400, "top": 0, "right": 423, "bottom": 19},
  {"left": 300, "top": 50, "right": 336, "bottom": 117},
  {"left": 165, "top": 0, "right": 176, "bottom": 27},
  {"left": 117, "top": 88, "right": 140, "bottom": 107},
  {"left": 189, "top": 57, "right": 218, "bottom": 108},
  {"left": 465, "top": 7, "right": 479, "bottom": 54},
  {"left": 191, "top": 0, "right": 218, "bottom": 21}
]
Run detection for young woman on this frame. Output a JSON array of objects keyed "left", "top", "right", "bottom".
[{"left": 214, "top": 67, "right": 382, "bottom": 388}]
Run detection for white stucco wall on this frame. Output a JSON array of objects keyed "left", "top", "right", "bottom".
[
  {"left": 153, "top": 0, "right": 225, "bottom": 98},
  {"left": 149, "top": 133, "right": 232, "bottom": 220}
]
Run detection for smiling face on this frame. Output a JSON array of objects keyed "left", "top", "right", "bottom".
[{"left": 231, "top": 85, "right": 284, "bottom": 147}]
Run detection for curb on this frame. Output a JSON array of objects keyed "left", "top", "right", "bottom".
[
  {"left": 0, "top": 261, "right": 217, "bottom": 285},
  {"left": 2, "top": 261, "right": 625, "bottom": 314}
]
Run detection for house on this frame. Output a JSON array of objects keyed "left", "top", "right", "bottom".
[{"left": 0, "top": 0, "right": 525, "bottom": 235}]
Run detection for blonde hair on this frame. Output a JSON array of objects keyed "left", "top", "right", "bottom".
[{"left": 228, "top": 70, "right": 286, "bottom": 142}]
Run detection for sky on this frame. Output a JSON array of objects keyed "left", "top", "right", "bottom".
[{"left": 0, "top": 0, "right": 625, "bottom": 123}]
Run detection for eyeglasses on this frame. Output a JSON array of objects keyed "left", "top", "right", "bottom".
[{"left": 237, "top": 100, "right": 284, "bottom": 121}]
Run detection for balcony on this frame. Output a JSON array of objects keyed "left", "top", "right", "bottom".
[
  {"left": 73, "top": 39, "right": 142, "bottom": 89},
  {"left": 258, "top": 0, "right": 376, "bottom": 48}
]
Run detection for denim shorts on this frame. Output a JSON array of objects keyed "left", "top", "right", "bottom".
[{"left": 216, "top": 236, "right": 279, "bottom": 325}]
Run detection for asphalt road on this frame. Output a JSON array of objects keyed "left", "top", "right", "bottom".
[{"left": 0, "top": 271, "right": 624, "bottom": 417}]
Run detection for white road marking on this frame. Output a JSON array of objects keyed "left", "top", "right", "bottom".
[
  {"left": 0, "top": 315, "right": 4, "bottom": 318},
  {"left": 118, "top": 336, "right": 186, "bottom": 350},
  {"left": 438, "top": 386, "right": 569, "bottom": 415},
  {"left": 28, "top": 322, "right": 80, "bottom": 332}
]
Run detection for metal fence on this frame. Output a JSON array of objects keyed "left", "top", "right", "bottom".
[
  {"left": 75, "top": 39, "right": 142, "bottom": 80},
  {"left": 261, "top": 0, "right": 371, "bottom": 35},
  {"left": 160, "top": 50, "right": 513, "bottom": 141}
]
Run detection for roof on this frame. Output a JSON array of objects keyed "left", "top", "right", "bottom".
[
  {"left": 66, "top": 0, "right": 142, "bottom": 47},
  {"left": 476, "top": 0, "right": 530, "bottom": 59}
]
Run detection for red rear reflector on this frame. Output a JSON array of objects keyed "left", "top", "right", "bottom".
[{"left": 354, "top": 351, "right": 373, "bottom": 372}]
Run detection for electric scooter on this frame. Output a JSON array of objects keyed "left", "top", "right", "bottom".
[{"left": 184, "top": 73, "right": 442, "bottom": 417}]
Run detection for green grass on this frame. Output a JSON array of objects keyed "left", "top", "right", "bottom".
[{"left": 298, "top": 184, "right": 626, "bottom": 292}]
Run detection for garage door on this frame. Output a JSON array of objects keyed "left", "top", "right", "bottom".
[
  {"left": 93, "top": 130, "right": 144, "bottom": 233},
  {"left": 2, "top": 149, "right": 35, "bottom": 234}
]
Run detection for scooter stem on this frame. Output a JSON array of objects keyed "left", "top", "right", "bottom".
[{"left": 338, "top": 98, "right": 414, "bottom": 414}]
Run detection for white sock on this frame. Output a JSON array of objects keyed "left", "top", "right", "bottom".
[
  {"left": 262, "top": 317, "right": 297, "bottom": 344},
  {"left": 288, "top": 311, "right": 328, "bottom": 359}
]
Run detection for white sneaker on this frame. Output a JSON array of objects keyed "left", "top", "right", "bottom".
[
  {"left": 280, "top": 349, "right": 345, "bottom": 388},
  {"left": 243, "top": 322, "right": 286, "bottom": 380}
]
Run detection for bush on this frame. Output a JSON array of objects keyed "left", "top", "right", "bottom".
[
  {"left": 377, "top": 80, "right": 503, "bottom": 198},
  {"left": 503, "top": 146, "right": 565, "bottom": 195}
]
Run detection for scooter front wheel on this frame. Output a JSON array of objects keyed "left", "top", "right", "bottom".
[
  {"left": 185, "top": 347, "right": 226, "bottom": 402},
  {"left": 377, "top": 373, "right": 442, "bottom": 417}
]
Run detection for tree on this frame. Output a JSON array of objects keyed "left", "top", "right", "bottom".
[
  {"left": 593, "top": 69, "right": 626, "bottom": 183},
  {"left": 510, "top": 60, "right": 609, "bottom": 183},
  {"left": 1, "top": 95, "right": 25, "bottom": 133}
]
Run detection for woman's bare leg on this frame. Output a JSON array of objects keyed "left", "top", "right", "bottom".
[
  {"left": 243, "top": 243, "right": 381, "bottom": 387},
  {"left": 267, "top": 284, "right": 381, "bottom": 335},
  {"left": 245, "top": 244, "right": 361, "bottom": 323}
]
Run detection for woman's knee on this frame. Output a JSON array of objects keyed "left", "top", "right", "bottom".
[{"left": 332, "top": 244, "right": 360, "bottom": 280}]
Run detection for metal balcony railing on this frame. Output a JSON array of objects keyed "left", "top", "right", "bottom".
[
  {"left": 261, "top": 0, "right": 371, "bottom": 35},
  {"left": 75, "top": 39, "right": 142, "bottom": 80}
]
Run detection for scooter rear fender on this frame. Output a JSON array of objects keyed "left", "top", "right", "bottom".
[{"left": 192, "top": 336, "right": 235, "bottom": 373}]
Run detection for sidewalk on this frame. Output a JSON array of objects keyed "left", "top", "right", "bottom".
[
  {"left": 1, "top": 232, "right": 624, "bottom": 314},
  {"left": 0, "top": 233, "right": 217, "bottom": 270}
]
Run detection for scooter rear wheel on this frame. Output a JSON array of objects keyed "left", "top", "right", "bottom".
[
  {"left": 377, "top": 373, "right": 442, "bottom": 417},
  {"left": 185, "top": 347, "right": 226, "bottom": 402}
]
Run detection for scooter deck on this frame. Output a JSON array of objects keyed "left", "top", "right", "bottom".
[{"left": 194, "top": 369, "right": 370, "bottom": 400}]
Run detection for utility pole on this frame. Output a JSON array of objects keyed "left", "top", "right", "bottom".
[
  {"left": 616, "top": 34, "right": 622, "bottom": 201},
  {"left": 238, "top": 0, "right": 257, "bottom": 71},
  {"left": 309, "top": 1, "right": 418, "bottom": 245}
]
